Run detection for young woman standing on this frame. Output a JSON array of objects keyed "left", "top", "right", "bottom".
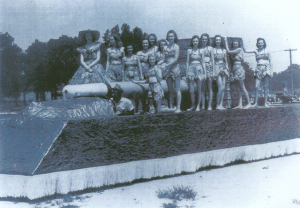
[
  {"left": 186, "top": 35, "right": 206, "bottom": 111},
  {"left": 199, "top": 33, "right": 214, "bottom": 110},
  {"left": 162, "top": 30, "right": 182, "bottom": 113},
  {"left": 106, "top": 34, "right": 124, "bottom": 82},
  {"left": 243, "top": 38, "right": 272, "bottom": 107},
  {"left": 212, "top": 35, "right": 229, "bottom": 110},
  {"left": 224, "top": 37, "right": 251, "bottom": 109}
]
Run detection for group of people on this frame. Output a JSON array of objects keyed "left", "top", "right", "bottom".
[{"left": 68, "top": 29, "right": 272, "bottom": 115}]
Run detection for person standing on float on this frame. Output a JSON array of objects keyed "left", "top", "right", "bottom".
[
  {"left": 148, "top": 33, "right": 158, "bottom": 55},
  {"left": 122, "top": 43, "right": 143, "bottom": 112},
  {"left": 242, "top": 38, "right": 272, "bottom": 107},
  {"left": 136, "top": 35, "right": 151, "bottom": 113},
  {"left": 199, "top": 33, "right": 214, "bottom": 110},
  {"left": 137, "top": 35, "right": 151, "bottom": 79},
  {"left": 160, "top": 30, "right": 182, "bottom": 113},
  {"left": 106, "top": 34, "right": 124, "bottom": 82},
  {"left": 186, "top": 35, "right": 206, "bottom": 111},
  {"left": 155, "top": 39, "right": 167, "bottom": 74},
  {"left": 69, "top": 29, "right": 107, "bottom": 84},
  {"left": 212, "top": 35, "right": 229, "bottom": 110},
  {"left": 122, "top": 43, "right": 142, "bottom": 82},
  {"left": 224, "top": 37, "right": 252, "bottom": 109}
]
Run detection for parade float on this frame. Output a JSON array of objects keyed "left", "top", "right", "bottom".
[{"left": 0, "top": 37, "right": 300, "bottom": 200}]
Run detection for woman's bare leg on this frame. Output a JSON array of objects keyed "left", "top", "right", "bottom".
[
  {"left": 233, "top": 81, "right": 243, "bottom": 109},
  {"left": 253, "top": 78, "right": 261, "bottom": 107},
  {"left": 264, "top": 76, "right": 270, "bottom": 107},
  {"left": 196, "top": 78, "right": 202, "bottom": 111},
  {"left": 166, "top": 77, "right": 174, "bottom": 109},
  {"left": 207, "top": 79, "right": 213, "bottom": 110},
  {"left": 239, "top": 80, "right": 251, "bottom": 109},
  {"left": 175, "top": 77, "right": 182, "bottom": 113},
  {"left": 187, "top": 79, "right": 195, "bottom": 111}
]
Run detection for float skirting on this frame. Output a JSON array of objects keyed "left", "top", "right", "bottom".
[{"left": 1, "top": 138, "right": 300, "bottom": 200}]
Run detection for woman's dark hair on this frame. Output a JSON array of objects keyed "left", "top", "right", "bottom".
[
  {"left": 199, "top": 33, "right": 210, "bottom": 47},
  {"left": 256, "top": 38, "right": 267, "bottom": 49},
  {"left": 157, "top": 39, "right": 167, "bottom": 52},
  {"left": 141, "top": 33, "right": 149, "bottom": 47},
  {"left": 230, "top": 40, "right": 241, "bottom": 48},
  {"left": 212, "top": 35, "right": 224, "bottom": 48},
  {"left": 148, "top": 33, "right": 157, "bottom": 48},
  {"left": 124, "top": 43, "right": 134, "bottom": 56},
  {"left": 109, "top": 33, "right": 123, "bottom": 48},
  {"left": 166, "top": 30, "right": 178, "bottom": 43},
  {"left": 84, "top": 33, "right": 98, "bottom": 43},
  {"left": 189, "top": 35, "right": 200, "bottom": 48}
]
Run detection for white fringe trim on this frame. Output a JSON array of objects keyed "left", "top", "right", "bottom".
[{"left": 1, "top": 138, "right": 300, "bottom": 200}]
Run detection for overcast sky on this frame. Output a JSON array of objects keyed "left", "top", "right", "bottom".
[{"left": 1, "top": 0, "right": 300, "bottom": 73}]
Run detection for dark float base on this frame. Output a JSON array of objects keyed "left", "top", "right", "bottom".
[{"left": 0, "top": 98, "right": 300, "bottom": 199}]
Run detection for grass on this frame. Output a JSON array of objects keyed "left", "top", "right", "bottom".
[
  {"left": 157, "top": 185, "right": 197, "bottom": 202},
  {"left": 293, "top": 199, "right": 300, "bottom": 205},
  {"left": 157, "top": 186, "right": 197, "bottom": 208},
  {"left": 162, "top": 202, "right": 178, "bottom": 208}
]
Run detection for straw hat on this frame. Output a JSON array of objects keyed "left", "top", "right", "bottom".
[{"left": 78, "top": 29, "right": 100, "bottom": 42}]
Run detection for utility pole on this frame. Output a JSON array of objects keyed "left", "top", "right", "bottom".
[{"left": 284, "top": 49, "right": 297, "bottom": 96}]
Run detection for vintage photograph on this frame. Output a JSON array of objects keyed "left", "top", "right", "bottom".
[{"left": 1, "top": 0, "right": 300, "bottom": 207}]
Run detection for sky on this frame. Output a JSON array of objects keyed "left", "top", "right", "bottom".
[{"left": 1, "top": 0, "right": 300, "bottom": 73}]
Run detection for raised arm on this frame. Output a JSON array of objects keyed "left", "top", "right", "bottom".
[
  {"left": 158, "top": 47, "right": 166, "bottom": 65},
  {"left": 106, "top": 48, "right": 110, "bottom": 72},
  {"left": 136, "top": 53, "right": 144, "bottom": 80},
  {"left": 186, "top": 49, "right": 190, "bottom": 77},
  {"left": 121, "top": 47, "right": 125, "bottom": 58},
  {"left": 122, "top": 57, "right": 125, "bottom": 82},
  {"left": 224, "top": 37, "right": 242, "bottom": 55},
  {"left": 224, "top": 49, "right": 229, "bottom": 71},
  {"left": 242, "top": 43, "right": 256, "bottom": 54},
  {"left": 155, "top": 66, "right": 162, "bottom": 82}
]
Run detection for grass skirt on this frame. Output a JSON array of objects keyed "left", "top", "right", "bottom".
[
  {"left": 205, "top": 62, "right": 214, "bottom": 80},
  {"left": 68, "top": 60, "right": 107, "bottom": 85},
  {"left": 124, "top": 66, "right": 140, "bottom": 81},
  {"left": 232, "top": 63, "right": 245, "bottom": 80},
  {"left": 148, "top": 82, "right": 164, "bottom": 101},
  {"left": 107, "top": 64, "right": 123, "bottom": 82},
  {"left": 214, "top": 63, "right": 229, "bottom": 77},
  {"left": 254, "top": 64, "right": 272, "bottom": 80},
  {"left": 186, "top": 62, "right": 206, "bottom": 81}
]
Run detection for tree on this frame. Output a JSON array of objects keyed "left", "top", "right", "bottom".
[
  {"left": 120, "top": 23, "right": 133, "bottom": 50},
  {"left": 132, "top": 27, "right": 143, "bottom": 52},
  {"left": 25, "top": 39, "right": 48, "bottom": 101},
  {"left": 45, "top": 35, "right": 80, "bottom": 98},
  {"left": 102, "top": 29, "right": 110, "bottom": 43},
  {"left": 0, "top": 32, "right": 23, "bottom": 105},
  {"left": 110, "top": 24, "right": 120, "bottom": 36}
]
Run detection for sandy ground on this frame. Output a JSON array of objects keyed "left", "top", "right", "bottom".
[{"left": 1, "top": 154, "right": 300, "bottom": 208}]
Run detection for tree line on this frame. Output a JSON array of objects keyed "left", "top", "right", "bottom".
[
  {"left": 0, "top": 24, "right": 145, "bottom": 105},
  {"left": 1, "top": 24, "right": 299, "bottom": 106}
]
